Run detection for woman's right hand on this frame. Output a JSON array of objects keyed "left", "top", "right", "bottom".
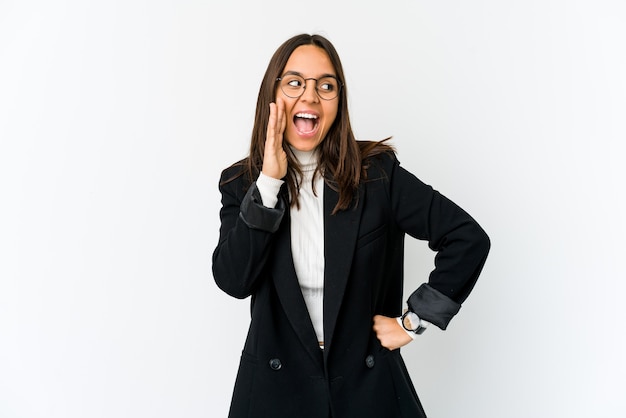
[{"left": 262, "top": 98, "right": 288, "bottom": 179}]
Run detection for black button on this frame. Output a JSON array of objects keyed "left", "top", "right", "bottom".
[
  {"left": 269, "top": 358, "right": 282, "bottom": 371},
  {"left": 365, "top": 355, "right": 375, "bottom": 368}
]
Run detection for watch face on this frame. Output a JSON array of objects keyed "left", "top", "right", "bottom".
[{"left": 405, "top": 312, "right": 420, "bottom": 331}]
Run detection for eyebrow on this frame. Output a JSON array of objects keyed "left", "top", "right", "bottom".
[{"left": 282, "top": 70, "right": 338, "bottom": 79}]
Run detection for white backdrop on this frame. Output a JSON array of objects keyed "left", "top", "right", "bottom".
[{"left": 1, "top": 1, "right": 625, "bottom": 417}]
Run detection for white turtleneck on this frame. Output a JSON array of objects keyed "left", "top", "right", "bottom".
[{"left": 257, "top": 147, "right": 325, "bottom": 343}]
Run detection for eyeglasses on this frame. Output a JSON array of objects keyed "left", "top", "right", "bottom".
[{"left": 276, "top": 73, "right": 342, "bottom": 101}]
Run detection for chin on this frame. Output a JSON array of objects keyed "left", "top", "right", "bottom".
[{"left": 286, "top": 137, "right": 323, "bottom": 152}]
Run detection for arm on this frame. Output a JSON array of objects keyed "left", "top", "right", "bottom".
[
  {"left": 211, "top": 174, "right": 285, "bottom": 299},
  {"left": 391, "top": 156, "right": 491, "bottom": 330},
  {"left": 212, "top": 99, "right": 288, "bottom": 299}
]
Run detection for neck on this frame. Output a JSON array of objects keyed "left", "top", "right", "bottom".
[{"left": 289, "top": 146, "right": 318, "bottom": 172}]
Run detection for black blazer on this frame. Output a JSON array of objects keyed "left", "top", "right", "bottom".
[{"left": 212, "top": 150, "right": 490, "bottom": 418}]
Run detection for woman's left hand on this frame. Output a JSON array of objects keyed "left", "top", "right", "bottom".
[{"left": 373, "top": 315, "right": 413, "bottom": 351}]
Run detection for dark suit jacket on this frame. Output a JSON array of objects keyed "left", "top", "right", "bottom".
[{"left": 212, "top": 150, "right": 490, "bottom": 418}]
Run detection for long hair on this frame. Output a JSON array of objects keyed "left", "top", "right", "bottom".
[{"left": 229, "top": 33, "right": 393, "bottom": 214}]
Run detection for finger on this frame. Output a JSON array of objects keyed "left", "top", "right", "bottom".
[
  {"left": 372, "top": 315, "right": 384, "bottom": 332},
  {"left": 267, "top": 102, "right": 277, "bottom": 145},
  {"left": 276, "top": 97, "right": 286, "bottom": 136}
]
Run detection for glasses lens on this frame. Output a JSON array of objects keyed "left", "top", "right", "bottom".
[
  {"left": 316, "top": 77, "right": 340, "bottom": 100},
  {"left": 280, "top": 75, "right": 305, "bottom": 98}
]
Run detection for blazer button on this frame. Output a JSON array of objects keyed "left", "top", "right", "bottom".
[
  {"left": 365, "top": 355, "right": 375, "bottom": 369},
  {"left": 269, "top": 358, "right": 282, "bottom": 371}
]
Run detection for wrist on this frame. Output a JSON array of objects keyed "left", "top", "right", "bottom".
[
  {"left": 256, "top": 173, "right": 284, "bottom": 208},
  {"left": 396, "top": 317, "right": 417, "bottom": 340}
]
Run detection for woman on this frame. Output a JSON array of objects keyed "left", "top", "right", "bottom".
[{"left": 212, "top": 33, "right": 490, "bottom": 418}]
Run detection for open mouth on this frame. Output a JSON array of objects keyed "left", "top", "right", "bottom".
[{"left": 294, "top": 112, "right": 319, "bottom": 135}]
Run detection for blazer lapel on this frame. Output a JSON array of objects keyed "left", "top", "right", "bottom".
[
  {"left": 271, "top": 207, "right": 323, "bottom": 365},
  {"left": 323, "top": 182, "right": 365, "bottom": 353}
]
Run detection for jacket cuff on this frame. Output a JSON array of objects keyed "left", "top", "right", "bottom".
[
  {"left": 407, "top": 283, "right": 461, "bottom": 330},
  {"left": 239, "top": 182, "right": 285, "bottom": 233}
]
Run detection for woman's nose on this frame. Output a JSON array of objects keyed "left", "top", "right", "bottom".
[{"left": 300, "top": 79, "right": 320, "bottom": 103}]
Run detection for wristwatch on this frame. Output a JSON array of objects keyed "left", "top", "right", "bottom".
[{"left": 401, "top": 310, "right": 427, "bottom": 335}]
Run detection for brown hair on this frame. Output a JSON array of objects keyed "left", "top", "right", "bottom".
[{"left": 229, "top": 33, "right": 393, "bottom": 214}]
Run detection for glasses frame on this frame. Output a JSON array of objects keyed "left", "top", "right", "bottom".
[{"left": 276, "top": 73, "right": 343, "bottom": 101}]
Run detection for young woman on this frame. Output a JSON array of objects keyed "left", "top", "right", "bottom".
[{"left": 212, "top": 33, "right": 490, "bottom": 418}]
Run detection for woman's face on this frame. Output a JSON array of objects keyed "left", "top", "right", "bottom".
[{"left": 276, "top": 45, "right": 339, "bottom": 152}]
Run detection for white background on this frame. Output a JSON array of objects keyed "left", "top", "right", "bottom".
[{"left": 1, "top": 1, "right": 625, "bottom": 417}]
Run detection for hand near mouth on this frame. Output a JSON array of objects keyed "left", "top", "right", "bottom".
[{"left": 262, "top": 98, "right": 288, "bottom": 180}]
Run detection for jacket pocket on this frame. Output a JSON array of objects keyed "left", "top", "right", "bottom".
[
  {"left": 229, "top": 351, "right": 257, "bottom": 417},
  {"left": 356, "top": 224, "right": 387, "bottom": 249}
]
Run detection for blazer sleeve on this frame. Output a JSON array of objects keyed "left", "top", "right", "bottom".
[
  {"left": 212, "top": 168, "right": 286, "bottom": 299},
  {"left": 388, "top": 155, "right": 490, "bottom": 330}
]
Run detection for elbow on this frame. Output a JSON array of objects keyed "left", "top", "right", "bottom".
[
  {"left": 211, "top": 230, "right": 272, "bottom": 300},
  {"left": 212, "top": 264, "right": 253, "bottom": 300},
  {"left": 216, "top": 280, "right": 252, "bottom": 300},
  {"left": 478, "top": 225, "right": 491, "bottom": 258},
  {"left": 467, "top": 222, "right": 490, "bottom": 265},
  {"left": 472, "top": 223, "right": 490, "bottom": 258}
]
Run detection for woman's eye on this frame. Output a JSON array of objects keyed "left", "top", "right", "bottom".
[
  {"left": 287, "top": 79, "right": 302, "bottom": 87},
  {"left": 319, "top": 82, "right": 334, "bottom": 91}
]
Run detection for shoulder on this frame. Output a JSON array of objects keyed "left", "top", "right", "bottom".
[
  {"left": 357, "top": 140, "right": 400, "bottom": 180},
  {"left": 219, "top": 158, "right": 246, "bottom": 179},
  {"left": 218, "top": 158, "right": 254, "bottom": 196}
]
